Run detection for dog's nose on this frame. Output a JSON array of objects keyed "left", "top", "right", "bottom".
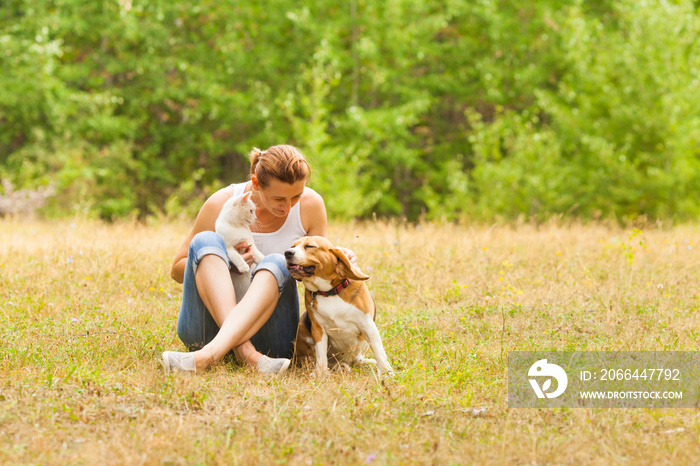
[{"left": 284, "top": 250, "right": 294, "bottom": 259}]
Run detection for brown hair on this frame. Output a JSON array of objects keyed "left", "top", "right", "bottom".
[{"left": 249, "top": 144, "right": 310, "bottom": 188}]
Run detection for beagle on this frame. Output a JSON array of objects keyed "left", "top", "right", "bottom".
[{"left": 285, "top": 236, "right": 393, "bottom": 376}]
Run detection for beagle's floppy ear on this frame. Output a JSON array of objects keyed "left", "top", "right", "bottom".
[{"left": 331, "top": 248, "right": 369, "bottom": 281}]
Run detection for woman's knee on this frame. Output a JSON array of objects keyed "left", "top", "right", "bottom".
[
  {"left": 252, "top": 253, "right": 292, "bottom": 292},
  {"left": 190, "top": 230, "right": 225, "bottom": 253},
  {"left": 188, "top": 231, "right": 229, "bottom": 270}
]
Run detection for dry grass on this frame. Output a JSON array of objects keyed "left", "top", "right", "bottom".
[{"left": 1, "top": 218, "right": 700, "bottom": 465}]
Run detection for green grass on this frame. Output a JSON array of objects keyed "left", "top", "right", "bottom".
[{"left": 1, "top": 219, "right": 700, "bottom": 464}]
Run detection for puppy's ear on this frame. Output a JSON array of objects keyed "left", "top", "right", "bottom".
[{"left": 331, "top": 248, "right": 369, "bottom": 281}]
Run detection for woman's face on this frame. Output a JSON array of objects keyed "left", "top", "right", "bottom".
[{"left": 253, "top": 177, "right": 306, "bottom": 217}]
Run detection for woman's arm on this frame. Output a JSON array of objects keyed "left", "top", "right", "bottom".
[
  {"left": 170, "top": 188, "right": 231, "bottom": 284},
  {"left": 301, "top": 188, "right": 357, "bottom": 264},
  {"left": 301, "top": 187, "right": 328, "bottom": 237}
]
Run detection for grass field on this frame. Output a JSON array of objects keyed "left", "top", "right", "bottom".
[{"left": 1, "top": 218, "right": 700, "bottom": 465}]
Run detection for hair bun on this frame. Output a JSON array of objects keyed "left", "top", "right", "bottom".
[
  {"left": 249, "top": 147, "right": 263, "bottom": 162},
  {"left": 248, "top": 145, "right": 310, "bottom": 187}
]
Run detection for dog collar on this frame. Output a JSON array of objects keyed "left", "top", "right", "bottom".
[{"left": 313, "top": 278, "right": 350, "bottom": 297}]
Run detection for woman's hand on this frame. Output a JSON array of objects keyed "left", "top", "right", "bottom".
[{"left": 337, "top": 246, "right": 358, "bottom": 265}]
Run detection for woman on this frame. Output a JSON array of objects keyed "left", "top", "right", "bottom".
[{"left": 162, "top": 144, "right": 356, "bottom": 375}]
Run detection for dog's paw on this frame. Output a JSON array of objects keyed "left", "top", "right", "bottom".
[
  {"left": 356, "top": 357, "right": 376, "bottom": 366},
  {"left": 312, "top": 367, "right": 330, "bottom": 378},
  {"left": 335, "top": 362, "right": 351, "bottom": 372}
]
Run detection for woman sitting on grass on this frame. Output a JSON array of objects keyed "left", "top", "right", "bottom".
[{"left": 162, "top": 144, "right": 356, "bottom": 375}]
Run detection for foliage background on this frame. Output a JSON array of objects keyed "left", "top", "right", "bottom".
[{"left": 1, "top": 0, "right": 699, "bottom": 222}]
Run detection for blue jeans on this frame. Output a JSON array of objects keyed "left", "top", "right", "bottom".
[{"left": 176, "top": 231, "right": 299, "bottom": 359}]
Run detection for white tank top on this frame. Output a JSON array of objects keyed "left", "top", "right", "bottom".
[{"left": 231, "top": 182, "right": 308, "bottom": 256}]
